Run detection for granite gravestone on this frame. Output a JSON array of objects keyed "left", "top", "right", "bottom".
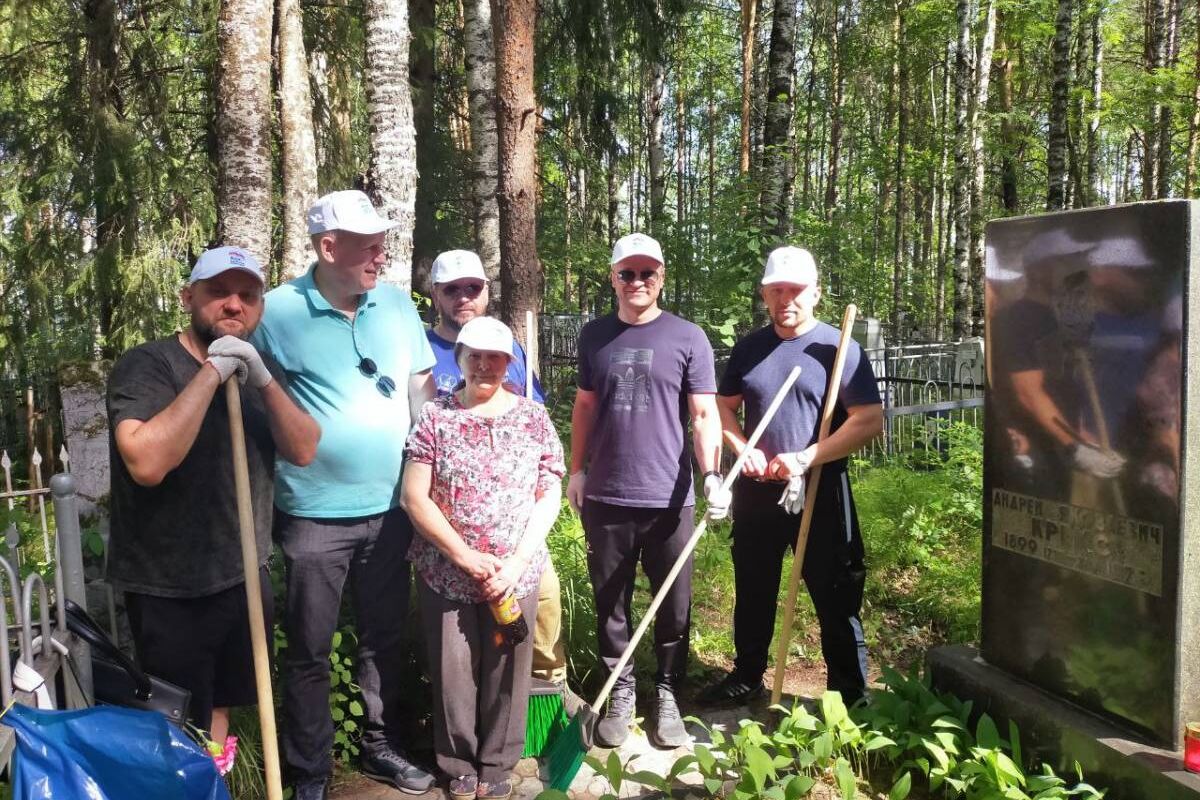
[{"left": 983, "top": 200, "right": 1200, "bottom": 748}]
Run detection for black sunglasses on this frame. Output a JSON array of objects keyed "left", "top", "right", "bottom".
[
  {"left": 439, "top": 282, "right": 485, "bottom": 299},
  {"left": 358, "top": 357, "right": 397, "bottom": 398},
  {"left": 616, "top": 269, "right": 660, "bottom": 285}
]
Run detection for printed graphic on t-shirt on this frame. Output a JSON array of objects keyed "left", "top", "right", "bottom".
[
  {"left": 435, "top": 371, "right": 459, "bottom": 396},
  {"left": 610, "top": 347, "right": 652, "bottom": 412}
]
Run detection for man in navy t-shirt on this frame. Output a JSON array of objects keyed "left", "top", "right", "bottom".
[
  {"left": 698, "top": 246, "right": 883, "bottom": 708},
  {"left": 567, "top": 232, "right": 726, "bottom": 748},
  {"left": 426, "top": 249, "right": 544, "bottom": 401}
]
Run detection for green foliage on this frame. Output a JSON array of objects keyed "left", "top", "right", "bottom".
[{"left": 540, "top": 677, "right": 1106, "bottom": 800}]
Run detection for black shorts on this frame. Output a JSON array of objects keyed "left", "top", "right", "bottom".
[{"left": 124, "top": 566, "right": 274, "bottom": 733}]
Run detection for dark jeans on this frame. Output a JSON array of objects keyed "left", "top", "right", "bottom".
[
  {"left": 730, "top": 473, "right": 868, "bottom": 701},
  {"left": 278, "top": 508, "right": 413, "bottom": 782},
  {"left": 582, "top": 501, "right": 694, "bottom": 692},
  {"left": 418, "top": 578, "right": 537, "bottom": 784}
]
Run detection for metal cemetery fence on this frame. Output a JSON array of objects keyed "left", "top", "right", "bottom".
[{"left": 0, "top": 448, "right": 91, "bottom": 767}]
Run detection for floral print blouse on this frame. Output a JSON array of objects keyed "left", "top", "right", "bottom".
[{"left": 405, "top": 392, "right": 566, "bottom": 603}]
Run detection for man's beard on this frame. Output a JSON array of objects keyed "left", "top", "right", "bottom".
[{"left": 192, "top": 318, "right": 245, "bottom": 344}]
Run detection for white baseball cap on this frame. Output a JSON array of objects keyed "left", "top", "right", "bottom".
[
  {"left": 762, "top": 246, "right": 818, "bottom": 286},
  {"left": 1087, "top": 235, "right": 1155, "bottom": 269},
  {"left": 432, "top": 250, "right": 488, "bottom": 284},
  {"left": 307, "top": 190, "right": 398, "bottom": 235},
  {"left": 456, "top": 316, "right": 515, "bottom": 360},
  {"left": 188, "top": 246, "right": 265, "bottom": 285},
  {"left": 610, "top": 233, "right": 664, "bottom": 265}
]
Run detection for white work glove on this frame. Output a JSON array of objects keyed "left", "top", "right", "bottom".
[
  {"left": 768, "top": 450, "right": 813, "bottom": 481},
  {"left": 778, "top": 474, "right": 806, "bottom": 515},
  {"left": 207, "top": 335, "right": 273, "bottom": 388},
  {"left": 702, "top": 473, "right": 731, "bottom": 521},
  {"left": 566, "top": 470, "right": 587, "bottom": 514},
  {"left": 1070, "top": 442, "right": 1125, "bottom": 479}
]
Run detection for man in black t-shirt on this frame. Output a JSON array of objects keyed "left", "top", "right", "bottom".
[
  {"left": 568, "top": 232, "right": 726, "bottom": 749},
  {"left": 107, "top": 246, "right": 319, "bottom": 762},
  {"left": 698, "top": 246, "right": 882, "bottom": 708}
]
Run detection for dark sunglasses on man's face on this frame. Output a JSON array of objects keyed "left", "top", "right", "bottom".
[
  {"left": 616, "top": 269, "right": 660, "bottom": 285},
  {"left": 440, "top": 282, "right": 485, "bottom": 299},
  {"left": 358, "top": 357, "right": 397, "bottom": 398}
]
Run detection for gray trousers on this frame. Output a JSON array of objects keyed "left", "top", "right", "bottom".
[
  {"left": 278, "top": 508, "right": 413, "bottom": 782},
  {"left": 418, "top": 577, "right": 537, "bottom": 784}
]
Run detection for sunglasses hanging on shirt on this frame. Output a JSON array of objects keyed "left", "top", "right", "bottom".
[{"left": 358, "top": 357, "right": 397, "bottom": 398}]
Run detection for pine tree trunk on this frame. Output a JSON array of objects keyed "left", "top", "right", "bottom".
[
  {"left": 739, "top": 0, "right": 757, "bottom": 175},
  {"left": 761, "top": 0, "right": 797, "bottom": 239},
  {"left": 216, "top": 0, "right": 274, "bottom": 266},
  {"left": 493, "top": 0, "right": 540, "bottom": 342},
  {"left": 277, "top": 0, "right": 319, "bottom": 282},
  {"left": 951, "top": 0, "right": 973, "bottom": 337},
  {"left": 463, "top": 0, "right": 502, "bottom": 294},
  {"left": 824, "top": 2, "right": 844, "bottom": 219},
  {"left": 997, "top": 25, "right": 1019, "bottom": 212},
  {"left": 647, "top": 55, "right": 667, "bottom": 234},
  {"left": 1156, "top": 0, "right": 1179, "bottom": 196},
  {"left": 970, "top": 0, "right": 996, "bottom": 335},
  {"left": 1186, "top": 0, "right": 1200, "bottom": 195},
  {"left": 1046, "top": 0, "right": 1072, "bottom": 209},
  {"left": 410, "top": 0, "right": 437, "bottom": 289},
  {"left": 84, "top": 0, "right": 131, "bottom": 355},
  {"left": 1145, "top": 0, "right": 1166, "bottom": 198},
  {"left": 364, "top": 0, "right": 418, "bottom": 291}
]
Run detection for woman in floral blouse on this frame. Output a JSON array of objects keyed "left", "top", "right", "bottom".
[{"left": 401, "top": 316, "right": 565, "bottom": 800}]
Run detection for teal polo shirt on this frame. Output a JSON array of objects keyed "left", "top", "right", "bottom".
[{"left": 252, "top": 266, "right": 435, "bottom": 518}]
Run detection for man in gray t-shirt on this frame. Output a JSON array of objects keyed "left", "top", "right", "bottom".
[
  {"left": 567, "top": 233, "right": 725, "bottom": 749},
  {"left": 699, "top": 246, "right": 882, "bottom": 708}
]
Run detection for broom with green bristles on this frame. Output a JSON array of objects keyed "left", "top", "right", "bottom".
[
  {"left": 543, "top": 364, "right": 803, "bottom": 791},
  {"left": 520, "top": 311, "right": 572, "bottom": 759}
]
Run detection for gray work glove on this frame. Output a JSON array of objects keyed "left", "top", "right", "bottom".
[
  {"left": 1070, "top": 442, "right": 1125, "bottom": 479},
  {"left": 702, "top": 473, "right": 731, "bottom": 521},
  {"left": 206, "top": 335, "right": 273, "bottom": 388},
  {"left": 778, "top": 474, "right": 807, "bottom": 515}
]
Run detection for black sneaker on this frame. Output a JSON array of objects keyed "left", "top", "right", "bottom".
[
  {"left": 648, "top": 685, "right": 689, "bottom": 748},
  {"left": 360, "top": 744, "right": 436, "bottom": 794},
  {"left": 697, "top": 671, "right": 766, "bottom": 707},
  {"left": 555, "top": 679, "right": 587, "bottom": 719},
  {"left": 594, "top": 687, "right": 636, "bottom": 748}
]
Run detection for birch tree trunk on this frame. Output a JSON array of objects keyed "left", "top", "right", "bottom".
[
  {"left": 276, "top": 0, "right": 318, "bottom": 281},
  {"left": 739, "top": 0, "right": 756, "bottom": 175},
  {"left": 761, "top": 0, "right": 797, "bottom": 239},
  {"left": 216, "top": 0, "right": 274, "bottom": 267},
  {"left": 464, "top": 0, "right": 502, "bottom": 294},
  {"left": 493, "top": 0, "right": 540, "bottom": 343},
  {"left": 825, "top": 2, "right": 844, "bottom": 219},
  {"left": 1046, "top": 0, "right": 1072, "bottom": 209},
  {"left": 969, "top": 0, "right": 995, "bottom": 335},
  {"left": 951, "top": 0, "right": 973, "bottom": 337},
  {"left": 364, "top": 0, "right": 418, "bottom": 291},
  {"left": 892, "top": 0, "right": 908, "bottom": 340},
  {"left": 1086, "top": 6, "right": 1103, "bottom": 204}
]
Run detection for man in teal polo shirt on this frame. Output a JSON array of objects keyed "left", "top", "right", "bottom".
[{"left": 252, "top": 190, "right": 436, "bottom": 799}]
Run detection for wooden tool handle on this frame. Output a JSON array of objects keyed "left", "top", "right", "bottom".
[
  {"left": 770, "top": 304, "right": 858, "bottom": 705},
  {"left": 226, "top": 380, "right": 283, "bottom": 800}
]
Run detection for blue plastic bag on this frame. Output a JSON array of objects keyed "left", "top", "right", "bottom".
[{"left": 3, "top": 703, "right": 231, "bottom": 800}]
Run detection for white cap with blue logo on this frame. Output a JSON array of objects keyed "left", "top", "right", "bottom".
[
  {"left": 307, "top": 190, "right": 398, "bottom": 235},
  {"left": 188, "top": 246, "right": 265, "bottom": 285}
]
